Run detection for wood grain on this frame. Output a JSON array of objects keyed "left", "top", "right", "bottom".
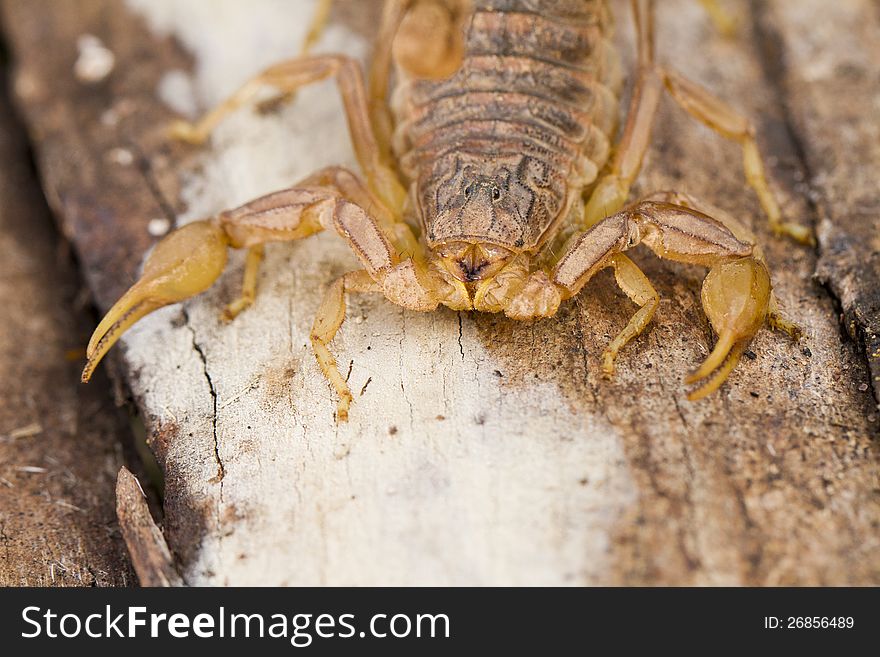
[
  {"left": 2, "top": 0, "right": 878, "bottom": 585},
  {"left": 0, "top": 68, "right": 134, "bottom": 586}
]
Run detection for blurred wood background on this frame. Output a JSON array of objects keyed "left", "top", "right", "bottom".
[
  {"left": 1, "top": 0, "right": 877, "bottom": 585},
  {"left": 0, "top": 68, "right": 134, "bottom": 586}
]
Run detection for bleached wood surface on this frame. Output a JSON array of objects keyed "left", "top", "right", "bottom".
[{"left": 4, "top": 0, "right": 879, "bottom": 585}]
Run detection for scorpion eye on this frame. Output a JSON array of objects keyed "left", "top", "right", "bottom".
[
  {"left": 492, "top": 187, "right": 501, "bottom": 201},
  {"left": 464, "top": 183, "right": 473, "bottom": 198}
]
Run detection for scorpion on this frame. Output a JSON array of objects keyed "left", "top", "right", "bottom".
[{"left": 82, "top": 0, "right": 810, "bottom": 420}]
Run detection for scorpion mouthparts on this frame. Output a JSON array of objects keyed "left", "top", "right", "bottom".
[
  {"left": 459, "top": 251, "right": 489, "bottom": 282},
  {"left": 435, "top": 241, "right": 514, "bottom": 284}
]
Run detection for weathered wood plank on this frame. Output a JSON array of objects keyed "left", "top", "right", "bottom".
[
  {"left": 758, "top": 0, "right": 880, "bottom": 408},
  {"left": 3, "top": 0, "right": 878, "bottom": 585},
  {"left": 0, "top": 69, "right": 134, "bottom": 586},
  {"left": 116, "top": 466, "right": 182, "bottom": 587}
]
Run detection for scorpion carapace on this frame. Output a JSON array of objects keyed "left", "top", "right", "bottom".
[{"left": 82, "top": 0, "right": 810, "bottom": 421}]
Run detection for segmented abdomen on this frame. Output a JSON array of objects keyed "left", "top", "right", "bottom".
[{"left": 393, "top": 0, "right": 622, "bottom": 245}]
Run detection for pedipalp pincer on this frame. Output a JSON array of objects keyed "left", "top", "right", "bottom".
[{"left": 83, "top": 0, "right": 811, "bottom": 421}]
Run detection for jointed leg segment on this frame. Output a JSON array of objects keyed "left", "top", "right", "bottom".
[
  {"left": 169, "top": 54, "right": 404, "bottom": 213},
  {"left": 583, "top": 1, "right": 812, "bottom": 244},
  {"left": 602, "top": 253, "right": 660, "bottom": 376},
  {"left": 224, "top": 245, "right": 264, "bottom": 321},
  {"left": 662, "top": 71, "right": 813, "bottom": 244},
  {"left": 310, "top": 270, "right": 381, "bottom": 421},
  {"left": 544, "top": 1, "right": 807, "bottom": 398},
  {"left": 89, "top": 17, "right": 449, "bottom": 418},
  {"left": 82, "top": 159, "right": 446, "bottom": 419}
]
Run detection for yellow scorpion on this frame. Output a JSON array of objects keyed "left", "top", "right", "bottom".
[{"left": 82, "top": 0, "right": 810, "bottom": 420}]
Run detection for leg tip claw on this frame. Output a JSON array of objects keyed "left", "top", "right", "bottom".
[
  {"left": 168, "top": 119, "right": 208, "bottom": 145},
  {"left": 772, "top": 222, "right": 816, "bottom": 247},
  {"left": 600, "top": 350, "right": 617, "bottom": 379},
  {"left": 336, "top": 393, "right": 353, "bottom": 423},
  {"left": 222, "top": 298, "right": 252, "bottom": 323},
  {"left": 769, "top": 312, "right": 802, "bottom": 341}
]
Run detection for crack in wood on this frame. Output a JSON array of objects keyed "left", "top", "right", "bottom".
[{"left": 182, "top": 307, "right": 225, "bottom": 486}]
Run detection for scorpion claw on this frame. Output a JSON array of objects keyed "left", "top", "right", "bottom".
[
  {"left": 82, "top": 220, "right": 229, "bottom": 382},
  {"left": 82, "top": 295, "right": 164, "bottom": 383},
  {"left": 686, "top": 257, "right": 771, "bottom": 400},
  {"left": 684, "top": 331, "right": 736, "bottom": 385},
  {"left": 686, "top": 343, "right": 746, "bottom": 401}
]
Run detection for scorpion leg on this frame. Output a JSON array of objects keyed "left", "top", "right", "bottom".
[
  {"left": 552, "top": 198, "right": 784, "bottom": 399},
  {"left": 223, "top": 245, "right": 264, "bottom": 321},
  {"left": 369, "top": 1, "right": 408, "bottom": 165},
  {"left": 253, "top": 0, "right": 334, "bottom": 113},
  {"left": 661, "top": 70, "right": 813, "bottom": 244},
  {"left": 310, "top": 250, "right": 442, "bottom": 421},
  {"left": 301, "top": 0, "right": 334, "bottom": 56},
  {"left": 169, "top": 55, "right": 404, "bottom": 212},
  {"left": 601, "top": 254, "right": 660, "bottom": 376},
  {"left": 581, "top": 0, "right": 661, "bottom": 228},
  {"left": 225, "top": 164, "right": 407, "bottom": 321},
  {"left": 581, "top": 65, "right": 664, "bottom": 229},
  {"left": 82, "top": 171, "right": 400, "bottom": 386},
  {"left": 583, "top": 1, "right": 812, "bottom": 245},
  {"left": 311, "top": 270, "right": 382, "bottom": 422}
]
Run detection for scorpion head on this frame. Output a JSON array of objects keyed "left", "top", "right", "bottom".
[
  {"left": 416, "top": 153, "right": 569, "bottom": 308},
  {"left": 423, "top": 162, "right": 521, "bottom": 287},
  {"left": 420, "top": 154, "right": 567, "bottom": 253}
]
